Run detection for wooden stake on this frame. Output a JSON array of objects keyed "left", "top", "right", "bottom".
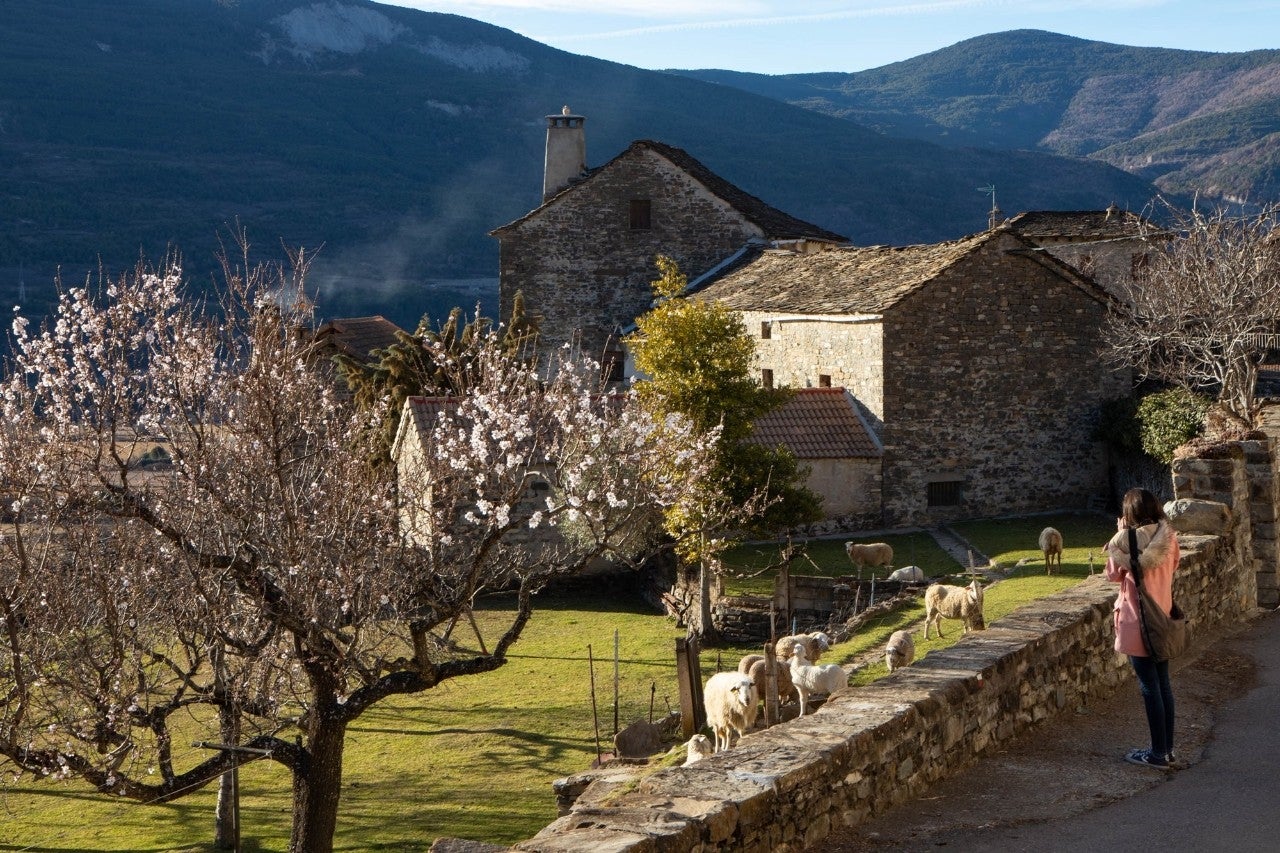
[{"left": 588, "top": 644, "right": 601, "bottom": 764}]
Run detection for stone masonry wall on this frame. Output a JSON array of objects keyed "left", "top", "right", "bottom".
[
  {"left": 496, "top": 148, "right": 765, "bottom": 360},
  {"left": 517, "top": 521, "right": 1252, "bottom": 853},
  {"left": 880, "top": 231, "right": 1130, "bottom": 526}
]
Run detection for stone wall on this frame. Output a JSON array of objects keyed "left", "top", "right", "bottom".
[
  {"left": 796, "top": 457, "right": 882, "bottom": 520},
  {"left": 1034, "top": 237, "right": 1142, "bottom": 302},
  {"left": 881, "top": 231, "right": 1129, "bottom": 526},
  {"left": 515, "top": 443, "right": 1260, "bottom": 852}
]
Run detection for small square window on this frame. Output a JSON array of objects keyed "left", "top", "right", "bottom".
[
  {"left": 629, "top": 199, "right": 652, "bottom": 230},
  {"left": 927, "top": 480, "right": 962, "bottom": 507},
  {"left": 761, "top": 369, "right": 774, "bottom": 389},
  {"left": 818, "top": 374, "right": 832, "bottom": 388},
  {"left": 761, "top": 321, "right": 772, "bottom": 340}
]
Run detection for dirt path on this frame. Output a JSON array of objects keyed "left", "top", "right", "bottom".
[{"left": 810, "top": 621, "right": 1260, "bottom": 851}]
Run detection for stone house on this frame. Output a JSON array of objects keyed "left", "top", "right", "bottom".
[
  {"left": 490, "top": 109, "right": 846, "bottom": 369},
  {"left": 693, "top": 227, "right": 1131, "bottom": 526},
  {"left": 1003, "top": 207, "right": 1149, "bottom": 301}
]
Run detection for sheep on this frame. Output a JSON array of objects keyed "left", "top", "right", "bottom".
[
  {"left": 738, "top": 653, "right": 797, "bottom": 707},
  {"left": 885, "top": 629, "right": 916, "bottom": 672},
  {"left": 923, "top": 580, "right": 986, "bottom": 639},
  {"left": 788, "top": 643, "right": 848, "bottom": 716},
  {"left": 845, "top": 541, "right": 894, "bottom": 570},
  {"left": 1039, "top": 527, "right": 1063, "bottom": 575},
  {"left": 703, "top": 671, "right": 759, "bottom": 752},
  {"left": 774, "top": 631, "right": 831, "bottom": 664},
  {"left": 886, "top": 565, "right": 925, "bottom": 583},
  {"left": 682, "top": 733, "right": 713, "bottom": 766}
]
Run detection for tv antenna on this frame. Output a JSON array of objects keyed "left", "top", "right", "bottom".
[{"left": 977, "top": 184, "right": 1002, "bottom": 229}]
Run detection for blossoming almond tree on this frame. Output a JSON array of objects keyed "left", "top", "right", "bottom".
[{"left": 0, "top": 251, "right": 716, "bottom": 852}]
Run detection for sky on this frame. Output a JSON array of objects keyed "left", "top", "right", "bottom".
[{"left": 382, "top": 0, "right": 1280, "bottom": 74}]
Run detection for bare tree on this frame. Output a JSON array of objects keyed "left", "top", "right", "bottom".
[
  {"left": 0, "top": 250, "right": 716, "bottom": 852},
  {"left": 1104, "top": 200, "right": 1280, "bottom": 426}
]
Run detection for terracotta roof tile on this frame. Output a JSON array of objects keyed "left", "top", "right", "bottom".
[{"left": 750, "top": 388, "right": 881, "bottom": 459}]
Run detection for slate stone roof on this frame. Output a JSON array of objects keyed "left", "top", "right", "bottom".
[
  {"left": 750, "top": 388, "right": 881, "bottom": 459},
  {"left": 1004, "top": 208, "right": 1146, "bottom": 240},
  {"left": 692, "top": 231, "right": 992, "bottom": 314},
  {"left": 492, "top": 140, "right": 847, "bottom": 244},
  {"left": 313, "top": 316, "right": 406, "bottom": 364}
]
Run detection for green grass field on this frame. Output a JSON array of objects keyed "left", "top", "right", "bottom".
[{"left": 0, "top": 514, "right": 1118, "bottom": 851}]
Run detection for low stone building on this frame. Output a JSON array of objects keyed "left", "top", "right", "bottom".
[
  {"left": 1003, "top": 207, "right": 1149, "bottom": 300},
  {"left": 694, "top": 227, "right": 1131, "bottom": 526},
  {"left": 491, "top": 109, "right": 846, "bottom": 368}
]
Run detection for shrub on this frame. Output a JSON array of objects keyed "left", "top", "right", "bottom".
[{"left": 1136, "top": 388, "right": 1211, "bottom": 463}]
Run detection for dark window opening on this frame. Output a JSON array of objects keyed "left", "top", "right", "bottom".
[
  {"left": 818, "top": 374, "right": 832, "bottom": 388},
  {"left": 927, "top": 480, "right": 963, "bottom": 507},
  {"left": 602, "top": 351, "right": 624, "bottom": 383},
  {"left": 761, "top": 369, "right": 774, "bottom": 389},
  {"left": 531, "top": 480, "right": 551, "bottom": 492},
  {"left": 761, "top": 321, "right": 772, "bottom": 340},
  {"left": 629, "top": 199, "right": 652, "bottom": 230}
]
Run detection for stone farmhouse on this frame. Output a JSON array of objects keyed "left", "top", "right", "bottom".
[{"left": 493, "top": 109, "right": 1146, "bottom": 529}]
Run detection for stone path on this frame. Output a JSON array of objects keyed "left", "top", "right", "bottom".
[{"left": 928, "top": 525, "right": 992, "bottom": 574}]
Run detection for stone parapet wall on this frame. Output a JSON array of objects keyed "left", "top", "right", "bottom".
[{"left": 517, "top": 526, "right": 1249, "bottom": 852}]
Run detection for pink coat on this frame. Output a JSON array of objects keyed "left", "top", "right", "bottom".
[{"left": 1104, "top": 521, "right": 1179, "bottom": 657}]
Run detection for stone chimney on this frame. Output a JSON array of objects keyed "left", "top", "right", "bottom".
[{"left": 543, "top": 105, "right": 586, "bottom": 203}]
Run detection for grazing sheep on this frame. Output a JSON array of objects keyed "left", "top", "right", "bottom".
[
  {"left": 845, "top": 541, "right": 894, "bottom": 570},
  {"left": 774, "top": 631, "right": 831, "bottom": 664},
  {"left": 1039, "top": 527, "right": 1063, "bottom": 575},
  {"left": 683, "top": 733, "right": 713, "bottom": 766},
  {"left": 885, "top": 630, "right": 915, "bottom": 672},
  {"left": 703, "top": 672, "right": 759, "bottom": 752},
  {"left": 886, "top": 565, "right": 925, "bottom": 583},
  {"left": 788, "top": 643, "right": 848, "bottom": 716},
  {"left": 738, "top": 653, "right": 797, "bottom": 707},
  {"left": 923, "top": 580, "right": 986, "bottom": 639}
]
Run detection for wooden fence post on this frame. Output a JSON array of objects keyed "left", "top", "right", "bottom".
[{"left": 675, "top": 636, "right": 705, "bottom": 738}]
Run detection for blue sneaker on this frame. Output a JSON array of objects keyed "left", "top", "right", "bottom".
[{"left": 1125, "top": 748, "right": 1171, "bottom": 770}]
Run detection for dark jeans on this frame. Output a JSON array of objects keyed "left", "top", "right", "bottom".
[{"left": 1130, "top": 654, "right": 1175, "bottom": 757}]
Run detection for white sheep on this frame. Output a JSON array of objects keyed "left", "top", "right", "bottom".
[
  {"left": 1039, "top": 527, "right": 1063, "bottom": 575},
  {"left": 788, "top": 643, "right": 848, "bottom": 716},
  {"left": 886, "top": 565, "right": 925, "bottom": 583},
  {"left": 703, "top": 671, "right": 759, "bottom": 752},
  {"left": 774, "top": 631, "right": 831, "bottom": 663},
  {"left": 682, "top": 733, "right": 713, "bottom": 766},
  {"left": 923, "top": 580, "right": 986, "bottom": 639},
  {"left": 885, "top": 629, "right": 915, "bottom": 672},
  {"left": 845, "top": 541, "right": 894, "bottom": 570},
  {"left": 738, "top": 653, "right": 797, "bottom": 707}
]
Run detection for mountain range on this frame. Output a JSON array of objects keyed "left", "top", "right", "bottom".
[{"left": 1, "top": 2, "right": 1274, "bottom": 328}]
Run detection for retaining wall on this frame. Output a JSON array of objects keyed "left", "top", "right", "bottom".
[{"left": 514, "top": 445, "right": 1262, "bottom": 852}]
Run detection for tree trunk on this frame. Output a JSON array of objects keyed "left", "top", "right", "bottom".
[
  {"left": 213, "top": 705, "right": 238, "bottom": 850},
  {"left": 288, "top": 714, "right": 348, "bottom": 853},
  {"left": 693, "top": 556, "right": 720, "bottom": 643}
]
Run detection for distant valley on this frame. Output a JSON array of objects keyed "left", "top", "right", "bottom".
[{"left": 2, "top": 3, "right": 1273, "bottom": 327}]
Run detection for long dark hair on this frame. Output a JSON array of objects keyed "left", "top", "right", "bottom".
[{"left": 1122, "top": 487, "right": 1167, "bottom": 528}]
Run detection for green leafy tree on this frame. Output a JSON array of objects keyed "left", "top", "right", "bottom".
[
  {"left": 1137, "top": 387, "right": 1211, "bottom": 463},
  {"left": 335, "top": 293, "right": 537, "bottom": 464},
  {"left": 626, "top": 256, "right": 822, "bottom": 638}
]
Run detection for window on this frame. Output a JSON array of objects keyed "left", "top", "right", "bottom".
[
  {"left": 818, "top": 374, "right": 832, "bottom": 388},
  {"left": 927, "top": 480, "right": 962, "bottom": 507},
  {"left": 761, "top": 321, "right": 772, "bottom": 340},
  {"left": 629, "top": 199, "right": 652, "bottom": 230},
  {"left": 761, "top": 369, "right": 774, "bottom": 389}
]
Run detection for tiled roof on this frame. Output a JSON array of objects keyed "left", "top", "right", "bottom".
[
  {"left": 492, "top": 140, "right": 848, "bottom": 244},
  {"left": 1004, "top": 208, "right": 1147, "bottom": 240},
  {"left": 691, "top": 232, "right": 992, "bottom": 314},
  {"left": 750, "top": 388, "right": 881, "bottom": 459},
  {"left": 314, "top": 316, "right": 406, "bottom": 363}
]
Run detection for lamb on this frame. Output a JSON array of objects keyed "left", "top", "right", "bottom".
[
  {"left": 885, "top": 629, "right": 915, "bottom": 672},
  {"left": 886, "top": 565, "right": 925, "bottom": 583},
  {"left": 788, "top": 643, "right": 848, "bottom": 716},
  {"left": 682, "top": 733, "right": 713, "bottom": 766},
  {"left": 738, "top": 653, "right": 797, "bottom": 707},
  {"left": 923, "top": 580, "right": 986, "bottom": 639},
  {"left": 774, "top": 631, "right": 831, "bottom": 664},
  {"left": 703, "top": 671, "right": 759, "bottom": 752},
  {"left": 1039, "top": 527, "right": 1063, "bottom": 575},
  {"left": 845, "top": 541, "right": 894, "bottom": 570}
]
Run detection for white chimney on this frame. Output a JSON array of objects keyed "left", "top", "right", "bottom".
[{"left": 543, "top": 105, "right": 586, "bottom": 202}]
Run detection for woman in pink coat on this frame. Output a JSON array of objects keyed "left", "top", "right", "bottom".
[{"left": 1104, "top": 487, "right": 1180, "bottom": 770}]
